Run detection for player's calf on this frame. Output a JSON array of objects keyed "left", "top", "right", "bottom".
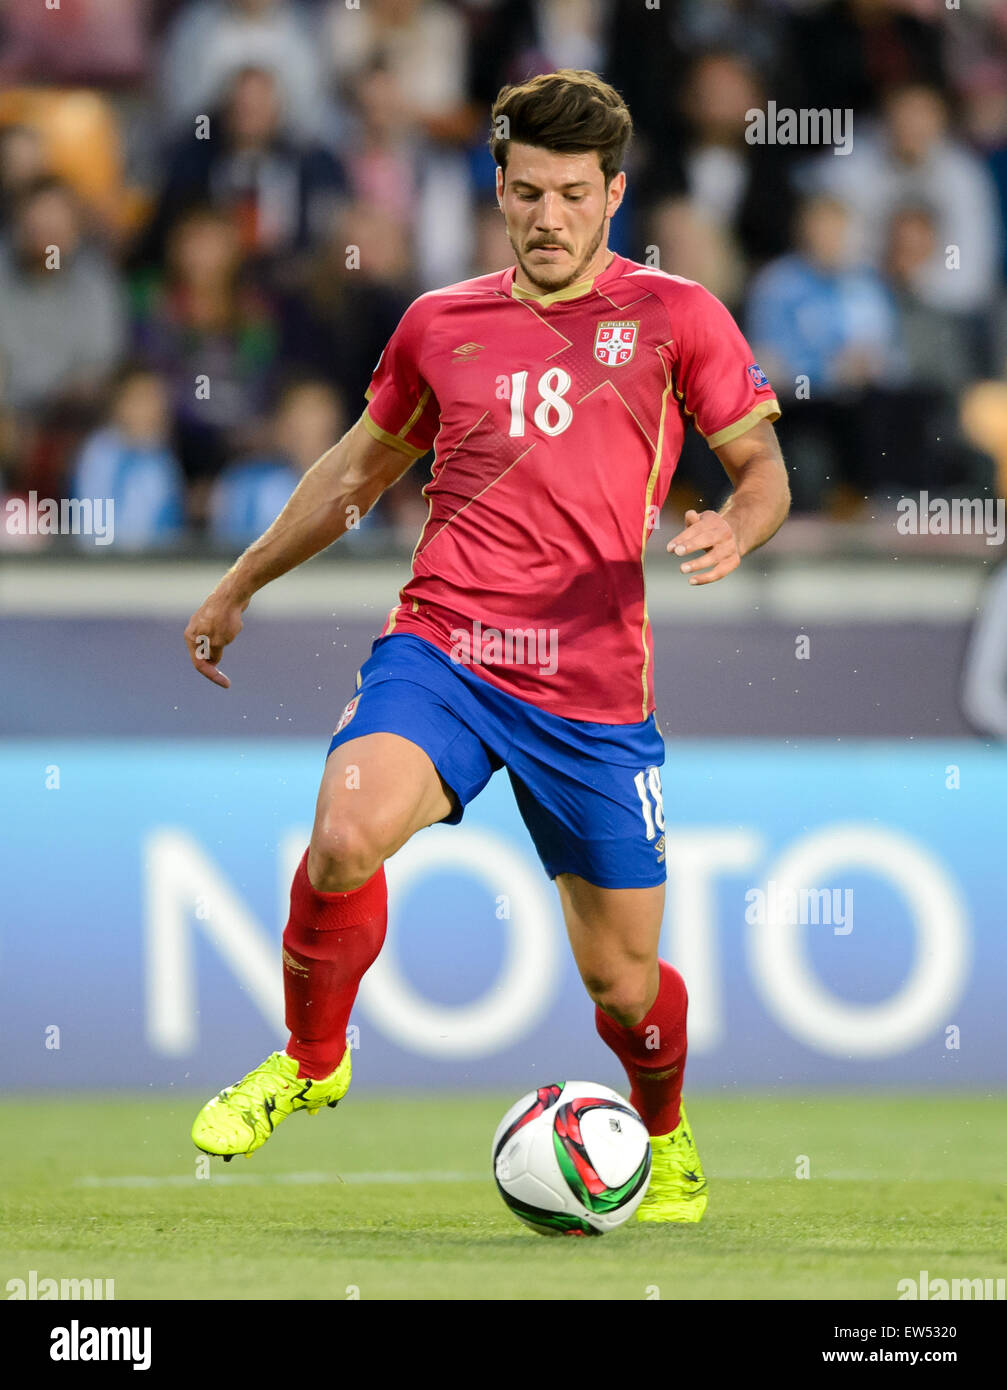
[{"left": 191, "top": 730, "right": 453, "bottom": 1158}]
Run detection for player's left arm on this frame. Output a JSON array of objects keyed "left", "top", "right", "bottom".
[{"left": 667, "top": 419, "right": 790, "bottom": 585}]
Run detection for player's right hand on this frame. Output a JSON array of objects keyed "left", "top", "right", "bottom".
[{"left": 184, "top": 589, "right": 248, "bottom": 688}]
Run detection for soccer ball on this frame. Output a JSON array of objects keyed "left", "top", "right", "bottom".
[{"left": 492, "top": 1081, "right": 652, "bottom": 1236}]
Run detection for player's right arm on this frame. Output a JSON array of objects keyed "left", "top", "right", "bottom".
[{"left": 184, "top": 416, "right": 415, "bottom": 687}]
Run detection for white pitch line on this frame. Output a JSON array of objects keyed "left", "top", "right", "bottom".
[
  {"left": 77, "top": 1164, "right": 998, "bottom": 1189},
  {"left": 73, "top": 1168, "right": 937, "bottom": 1189},
  {"left": 75, "top": 1171, "right": 485, "bottom": 1188}
]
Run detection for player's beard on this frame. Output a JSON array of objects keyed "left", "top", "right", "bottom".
[{"left": 511, "top": 213, "right": 608, "bottom": 293}]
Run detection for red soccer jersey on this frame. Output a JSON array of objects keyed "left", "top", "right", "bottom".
[{"left": 363, "top": 252, "right": 779, "bottom": 723}]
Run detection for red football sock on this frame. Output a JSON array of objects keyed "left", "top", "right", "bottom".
[
  {"left": 282, "top": 849, "right": 387, "bottom": 1080},
  {"left": 594, "top": 960, "right": 688, "bottom": 1136}
]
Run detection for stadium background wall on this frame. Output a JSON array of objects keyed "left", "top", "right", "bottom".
[{"left": 3, "top": 559, "right": 1003, "bottom": 1091}]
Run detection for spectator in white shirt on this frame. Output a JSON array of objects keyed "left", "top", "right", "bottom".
[
  {"left": 160, "top": 0, "right": 326, "bottom": 139},
  {"left": 813, "top": 83, "right": 1003, "bottom": 314}
]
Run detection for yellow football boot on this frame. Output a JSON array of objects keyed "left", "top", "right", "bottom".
[
  {"left": 636, "top": 1100, "right": 708, "bottom": 1223},
  {"left": 191, "top": 1049, "right": 351, "bottom": 1159}
]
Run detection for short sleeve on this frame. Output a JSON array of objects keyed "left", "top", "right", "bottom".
[
  {"left": 362, "top": 299, "right": 441, "bottom": 458},
  {"left": 672, "top": 285, "right": 780, "bottom": 449}
]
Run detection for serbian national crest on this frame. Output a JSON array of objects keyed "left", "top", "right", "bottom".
[
  {"left": 593, "top": 319, "right": 639, "bottom": 366},
  {"left": 333, "top": 695, "right": 359, "bottom": 736}
]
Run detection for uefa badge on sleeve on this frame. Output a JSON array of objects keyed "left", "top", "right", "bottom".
[
  {"left": 594, "top": 320, "right": 639, "bottom": 367},
  {"left": 747, "top": 363, "right": 769, "bottom": 388}
]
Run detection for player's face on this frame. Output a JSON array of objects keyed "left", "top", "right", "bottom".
[{"left": 497, "top": 143, "right": 625, "bottom": 293}]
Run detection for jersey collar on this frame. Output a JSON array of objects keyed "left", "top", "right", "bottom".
[{"left": 508, "top": 253, "right": 623, "bottom": 308}]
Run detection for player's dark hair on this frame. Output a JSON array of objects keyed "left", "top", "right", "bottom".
[{"left": 489, "top": 69, "right": 633, "bottom": 185}]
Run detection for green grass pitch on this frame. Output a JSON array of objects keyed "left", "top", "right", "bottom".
[{"left": 1, "top": 1092, "right": 1004, "bottom": 1300}]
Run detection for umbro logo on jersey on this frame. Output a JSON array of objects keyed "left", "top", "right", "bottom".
[
  {"left": 594, "top": 320, "right": 639, "bottom": 366},
  {"left": 452, "top": 341, "right": 485, "bottom": 358}
]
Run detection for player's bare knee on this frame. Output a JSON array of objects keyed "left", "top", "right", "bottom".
[
  {"left": 308, "top": 816, "right": 383, "bottom": 892},
  {"left": 584, "top": 975, "right": 651, "bottom": 1029}
]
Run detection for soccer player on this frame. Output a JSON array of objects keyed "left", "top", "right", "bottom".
[{"left": 185, "top": 70, "right": 789, "bottom": 1223}]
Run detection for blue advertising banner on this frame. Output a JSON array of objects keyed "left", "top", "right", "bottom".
[{"left": 1, "top": 739, "right": 1003, "bottom": 1090}]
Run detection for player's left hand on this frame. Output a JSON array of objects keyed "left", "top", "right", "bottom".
[{"left": 667, "top": 509, "right": 741, "bottom": 585}]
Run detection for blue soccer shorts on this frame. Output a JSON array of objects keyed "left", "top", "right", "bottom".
[{"left": 327, "top": 633, "right": 667, "bottom": 889}]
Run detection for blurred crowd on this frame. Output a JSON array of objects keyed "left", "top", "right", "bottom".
[{"left": 2, "top": 0, "right": 1007, "bottom": 553}]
